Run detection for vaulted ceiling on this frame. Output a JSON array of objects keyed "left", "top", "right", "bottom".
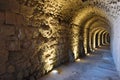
[{"left": 16, "top": 0, "right": 120, "bottom": 23}]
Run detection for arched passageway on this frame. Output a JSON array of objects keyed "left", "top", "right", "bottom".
[{"left": 0, "top": 0, "right": 120, "bottom": 80}]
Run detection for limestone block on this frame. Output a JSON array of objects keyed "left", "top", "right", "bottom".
[
  {"left": 33, "top": 29, "right": 39, "bottom": 38},
  {"left": 5, "top": 11, "right": 16, "bottom": 25},
  {"left": 9, "top": 0, "right": 20, "bottom": 13},
  {"left": 0, "top": 50, "right": 8, "bottom": 64},
  {"left": 24, "top": 69, "right": 29, "bottom": 77},
  {"left": 24, "top": 28, "right": 34, "bottom": 39},
  {"left": 22, "top": 40, "right": 32, "bottom": 49},
  {"left": 7, "top": 65, "right": 15, "bottom": 73},
  {"left": 20, "top": 5, "right": 34, "bottom": 18},
  {"left": 6, "top": 40, "right": 21, "bottom": 51},
  {"left": 39, "top": 29, "right": 53, "bottom": 38},
  {"left": 0, "top": 11, "right": 5, "bottom": 24},
  {"left": 8, "top": 51, "right": 23, "bottom": 63},
  {"left": 0, "top": 25, "right": 16, "bottom": 36},
  {"left": 16, "top": 15, "right": 25, "bottom": 26},
  {"left": 0, "top": 40, "right": 6, "bottom": 50},
  {"left": 0, "top": 1, "right": 9, "bottom": 10},
  {"left": 0, "top": 64, "right": 6, "bottom": 75},
  {"left": 2, "top": 74, "right": 15, "bottom": 80},
  {"left": 15, "top": 61, "right": 30, "bottom": 71},
  {"left": 30, "top": 76, "right": 35, "bottom": 80},
  {"left": 0, "top": 0, "right": 19, "bottom": 11},
  {"left": 17, "top": 71, "right": 23, "bottom": 80},
  {"left": 30, "top": 55, "right": 40, "bottom": 67}
]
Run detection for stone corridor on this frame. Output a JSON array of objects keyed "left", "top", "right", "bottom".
[
  {"left": 40, "top": 46, "right": 120, "bottom": 80},
  {"left": 0, "top": 0, "right": 120, "bottom": 80}
]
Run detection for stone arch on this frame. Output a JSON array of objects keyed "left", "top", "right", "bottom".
[
  {"left": 70, "top": 6, "right": 110, "bottom": 58},
  {"left": 83, "top": 16, "right": 110, "bottom": 53},
  {"left": 89, "top": 28, "right": 106, "bottom": 51},
  {"left": 102, "top": 31, "right": 108, "bottom": 45},
  {"left": 104, "top": 32, "right": 109, "bottom": 44},
  {"left": 88, "top": 22, "right": 109, "bottom": 51}
]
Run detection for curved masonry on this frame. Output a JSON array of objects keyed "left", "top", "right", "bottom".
[{"left": 0, "top": 0, "right": 120, "bottom": 80}]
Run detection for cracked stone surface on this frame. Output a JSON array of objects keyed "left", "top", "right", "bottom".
[{"left": 40, "top": 46, "right": 120, "bottom": 80}]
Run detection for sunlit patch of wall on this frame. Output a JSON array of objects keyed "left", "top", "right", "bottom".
[
  {"left": 40, "top": 44, "right": 57, "bottom": 73},
  {"left": 71, "top": 24, "right": 80, "bottom": 59},
  {"left": 37, "top": 16, "right": 70, "bottom": 75},
  {"left": 83, "top": 28, "right": 89, "bottom": 54}
]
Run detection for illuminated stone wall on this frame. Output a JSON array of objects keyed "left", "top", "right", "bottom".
[
  {"left": 0, "top": 0, "right": 119, "bottom": 80},
  {"left": 0, "top": 0, "right": 70, "bottom": 80}
]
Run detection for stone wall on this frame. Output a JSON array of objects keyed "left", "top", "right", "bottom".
[
  {"left": 0, "top": 0, "right": 71, "bottom": 80},
  {"left": 111, "top": 17, "right": 120, "bottom": 76},
  {"left": 0, "top": 0, "right": 116, "bottom": 79}
]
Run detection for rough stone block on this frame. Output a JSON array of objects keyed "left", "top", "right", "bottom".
[
  {"left": 6, "top": 40, "right": 21, "bottom": 51},
  {"left": 16, "top": 15, "right": 25, "bottom": 26},
  {"left": 0, "top": 40, "right": 6, "bottom": 50},
  {"left": 17, "top": 72, "right": 23, "bottom": 80},
  {"left": 24, "top": 69, "right": 29, "bottom": 77},
  {"left": 0, "top": 1, "right": 9, "bottom": 10},
  {"left": 5, "top": 11, "right": 16, "bottom": 25},
  {"left": 15, "top": 60, "right": 30, "bottom": 71},
  {"left": 0, "top": 25, "right": 16, "bottom": 36},
  {"left": 9, "top": 51, "right": 20, "bottom": 61},
  {"left": 22, "top": 40, "right": 32, "bottom": 49},
  {"left": 2, "top": 74, "right": 15, "bottom": 80},
  {"left": 0, "top": 11, "right": 5, "bottom": 24},
  {"left": 20, "top": 5, "right": 34, "bottom": 18},
  {"left": 9, "top": 0, "right": 20, "bottom": 13},
  {"left": 0, "top": 50, "right": 8, "bottom": 64},
  {"left": 0, "top": 64, "right": 6, "bottom": 75},
  {"left": 24, "top": 27, "right": 36, "bottom": 39},
  {"left": 7, "top": 65, "right": 15, "bottom": 73},
  {"left": 30, "top": 76, "right": 35, "bottom": 80}
]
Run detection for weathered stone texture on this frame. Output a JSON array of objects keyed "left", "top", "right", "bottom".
[
  {"left": 0, "top": 0, "right": 70, "bottom": 80},
  {"left": 0, "top": 0, "right": 114, "bottom": 79}
]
